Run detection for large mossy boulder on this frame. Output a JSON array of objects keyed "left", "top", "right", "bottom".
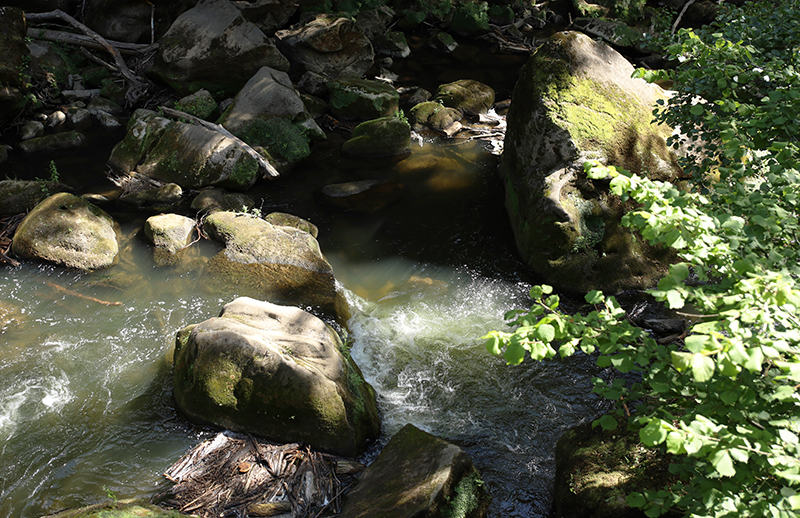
[
  {"left": 328, "top": 78, "right": 400, "bottom": 121},
  {"left": 217, "top": 66, "right": 324, "bottom": 169},
  {"left": 408, "top": 101, "right": 463, "bottom": 131},
  {"left": 500, "top": 31, "right": 681, "bottom": 294},
  {"left": 173, "top": 297, "right": 381, "bottom": 457},
  {"left": 148, "top": 0, "right": 289, "bottom": 97},
  {"left": 202, "top": 211, "right": 340, "bottom": 315},
  {"left": 108, "top": 109, "right": 260, "bottom": 191},
  {"left": 339, "top": 424, "right": 491, "bottom": 518},
  {"left": 275, "top": 14, "right": 374, "bottom": 78},
  {"left": 553, "top": 418, "right": 680, "bottom": 518},
  {"left": 11, "top": 193, "right": 120, "bottom": 270},
  {"left": 341, "top": 116, "right": 411, "bottom": 157},
  {"left": 0, "top": 7, "right": 29, "bottom": 128}
]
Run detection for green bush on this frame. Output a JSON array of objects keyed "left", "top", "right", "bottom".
[{"left": 487, "top": 1, "right": 800, "bottom": 516}]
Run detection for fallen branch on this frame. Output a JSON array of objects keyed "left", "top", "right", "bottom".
[
  {"left": 46, "top": 282, "right": 123, "bottom": 306},
  {"left": 25, "top": 10, "right": 150, "bottom": 103},
  {"left": 26, "top": 28, "right": 157, "bottom": 55},
  {"left": 672, "top": 0, "right": 698, "bottom": 33},
  {"left": 159, "top": 106, "right": 281, "bottom": 179}
]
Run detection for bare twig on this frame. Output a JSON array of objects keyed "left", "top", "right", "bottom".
[
  {"left": 25, "top": 10, "right": 150, "bottom": 103},
  {"left": 672, "top": 0, "right": 698, "bottom": 33},
  {"left": 159, "top": 106, "right": 281, "bottom": 179},
  {"left": 46, "top": 282, "right": 123, "bottom": 306}
]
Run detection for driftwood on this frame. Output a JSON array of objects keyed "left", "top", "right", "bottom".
[
  {"left": 25, "top": 10, "right": 150, "bottom": 104},
  {"left": 159, "top": 106, "right": 281, "bottom": 179},
  {"left": 46, "top": 282, "right": 123, "bottom": 306},
  {"left": 155, "top": 432, "right": 357, "bottom": 518}
]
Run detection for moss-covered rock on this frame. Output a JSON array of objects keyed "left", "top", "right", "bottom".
[
  {"left": 41, "top": 499, "right": 192, "bottom": 518},
  {"left": 18, "top": 131, "right": 86, "bottom": 153},
  {"left": 12, "top": 192, "right": 120, "bottom": 270},
  {"left": 172, "top": 297, "right": 381, "bottom": 457},
  {"left": 408, "top": 101, "right": 463, "bottom": 131},
  {"left": 174, "top": 88, "right": 218, "bottom": 120},
  {"left": 201, "top": 211, "right": 339, "bottom": 315},
  {"left": 341, "top": 116, "right": 411, "bottom": 157},
  {"left": 434, "top": 79, "right": 494, "bottom": 117},
  {"left": 191, "top": 188, "right": 255, "bottom": 214},
  {"left": 500, "top": 31, "right": 681, "bottom": 294},
  {"left": 449, "top": 1, "right": 489, "bottom": 36},
  {"left": 553, "top": 418, "right": 681, "bottom": 518},
  {"left": 338, "top": 424, "right": 491, "bottom": 518},
  {"left": 107, "top": 109, "right": 260, "bottom": 191},
  {"left": 0, "top": 179, "right": 71, "bottom": 215},
  {"left": 328, "top": 77, "right": 400, "bottom": 121}
]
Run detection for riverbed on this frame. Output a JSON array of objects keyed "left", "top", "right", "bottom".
[{"left": 0, "top": 38, "right": 608, "bottom": 518}]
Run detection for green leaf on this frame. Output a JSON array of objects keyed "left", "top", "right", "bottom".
[
  {"left": 690, "top": 103, "right": 705, "bottom": 116},
  {"left": 627, "top": 492, "right": 647, "bottom": 508},
  {"left": 585, "top": 290, "right": 603, "bottom": 304},
  {"left": 484, "top": 335, "right": 501, "bottom": 355},
  {"left": 691, "top": 354, "right": 715, "bottom": 382},
  {"left": 504, "top": 342, "right": 526, "bottom": 365},
  {"left": 710, "top": 449, "right": 736, "bottom": 477},
  {"left": 671, "top": 351, "right": 693, "bottom": 373},
  {"left": 535, "top": 323, "right": 555, "bottom": 342},
  {"left": 640, "top": 419, "right": 668, "bottom": 446},
  {"left": 666, "top": 290, "right": 685, "bottom": 309},
  {"left": 597, "top": 414, "right": 618, "bottom": 430}
]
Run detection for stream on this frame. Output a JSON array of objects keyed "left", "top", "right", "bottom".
[{"left": 0, "top": 37, "right": 608, "bottom": 518}]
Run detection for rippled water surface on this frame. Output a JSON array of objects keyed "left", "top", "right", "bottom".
[{"left": 1, "top": 111, "right": 604, "bottom": 518}]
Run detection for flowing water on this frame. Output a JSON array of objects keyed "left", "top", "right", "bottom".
[{"left": 0, "top": 39, "right": 609, "bottom": 518}]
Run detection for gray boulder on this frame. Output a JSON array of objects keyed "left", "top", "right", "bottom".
[
  {"left": 83, "top": 0, "right": 195, "bottom": 43},
  {"left": 202, "top": 211, "right": 340, "bottom": 315},
  {"left": 18, "top": 131, "right": 86, "bottom": 153},
  {"left": 143, "top": 213, "right": 196, "bottom": 266},
  {"left": 275, "top": 15, "right": 374, "bottom": 78},
  {"left": 191, "top": 188, "right": 255, "bottom": 214},
  {"left": 148, "top": 0, "right": 289, "bottom": 97},
  {"left": 328, "top": 78, "right": 400, "bottom": 121},
  {"left": 173, "top": 297, "right": 381, "bottom": 457},
  {"left": 108, "top": 109, "right": 260, "bottom": 191},
  {"left": 500, "top": 31, "right": 681, "bottom": 294},
  {"left": 12, "top": 192, "right": 120, "bottom": 270},
  {"left": 339, "top": 424, "right": 491, "bottom": 518},
  {"left": 217, "top": 66, "right": 324, "bottom": 168}
]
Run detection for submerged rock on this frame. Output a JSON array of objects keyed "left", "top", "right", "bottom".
[
  {"left": 202, "top": 211, "right": 339, "bottom": 314},
  {"left": 148, "top": 0, "right": 289, "bottom": 97},
  {"left": 173, "top": 297, "right": 381, "bottom": 457},
  {"left": 275, "top": 15, "right": 374, "bottom": 78},
  {"left": 318, "top": 179, "right": 404, "bottom": 214},
  {"left": 338, "top": 424, "right": 491, "bottom": 518},
  {"left": 191, "top": 188, "right": 255, "bottom": 214},
  {"left": 500, "top": 31, "right": 681, "bottom": 294},
  {"left": 12, "top": 192, "right": 120, "bottom": 270},
  {"left": 41, "top": 500, "right": 194, "bottom": 518},
  {"left": 341, "top": 116, "right": 411, "bottom": 157},
  {"left": 18, "top": 131, "right": 86, "bottom": 153}
]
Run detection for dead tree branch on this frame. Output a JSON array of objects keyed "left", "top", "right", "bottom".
[{"left": 25, "top": 10, "right": 151, "bottom": 104}]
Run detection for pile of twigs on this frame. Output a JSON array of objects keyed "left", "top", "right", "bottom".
[
  {"left": 155, "top": 432, "right": 357, "bottom": 518},
  {"left": 0, "top": 214, "right": 24, "bottom": 267}
]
